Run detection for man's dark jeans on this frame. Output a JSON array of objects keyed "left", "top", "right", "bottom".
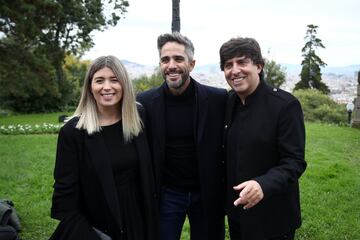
[{"left": 160, "top": 187, "right": 208, "bottom": 240}]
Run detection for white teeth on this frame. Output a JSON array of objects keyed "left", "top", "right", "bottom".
[
  {"left": 233, "top": 76, "right": 245, "bottom": 85},
  {"left": 232, "top": 77, "right": 245, "bottom": 84},
  {"left": 102, "top": 93, "right": 115, "bottom": 96}
]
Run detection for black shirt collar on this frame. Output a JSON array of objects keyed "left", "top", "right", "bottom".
[
  {"left": 164, "top": 78, "right": 195, "bottom": 101},
  {"left": 236, "top": 78, "right": 266, "bottom": 107}
]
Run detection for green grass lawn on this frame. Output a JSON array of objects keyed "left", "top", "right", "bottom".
[
  {"left": 0, "top": 135, "right": 58, "bottom": 239},
  {"left": 0, "top": 122, "right": 359, "bottom": 239},
  {"left": 296, "top": 123, "right": 360, "bottom": 240}
]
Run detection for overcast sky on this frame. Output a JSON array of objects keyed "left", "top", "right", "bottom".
[{"left": 82, "top": 0, "right": 360, "bottom": 67}]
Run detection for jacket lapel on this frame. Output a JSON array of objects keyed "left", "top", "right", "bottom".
[
  {"left": 225, "top": 91, "right": 237, "bottom": 127},
  {"left": 194, "top": 81, "right": 209, "bottom": 144},
  {"left": 151, "top": 84, "right": 166, "bottom": 158},
  {"left": 223, "top": 91, "right": 237, "bottom": 148},
  {"left": 85, "top": 133, "right": 122, "bottom": 230}
]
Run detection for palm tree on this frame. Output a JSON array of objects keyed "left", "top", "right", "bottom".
[{"left": 171, "top": 0, "right": 180, "bottom": 32}]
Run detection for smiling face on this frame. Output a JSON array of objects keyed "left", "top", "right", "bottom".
[
  {"left": 223, "top": 56, "right": 262, "bottom": 101},
  {"left": 91, "top": 67, "right": 123, "bottom": 114},
  {"left": 159, "top": 41, "right": 195, "bottom": 95}
]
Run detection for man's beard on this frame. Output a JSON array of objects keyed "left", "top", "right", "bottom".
[{"left": 163, "top": 71, "right": 190, "bottom": 90}]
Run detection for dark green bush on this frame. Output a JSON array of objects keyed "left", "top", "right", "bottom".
[
  {"left": 0, "top": 108, "right": 12, "bottom": 118},
  {"left": 293, "top": 89, "right": 347, "bottom": 124},
  {"left": 133, "top": 70, "right": 163, "bottom": 94}
]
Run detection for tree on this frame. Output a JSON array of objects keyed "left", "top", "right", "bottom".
[
  {"left": 0, "top": 0, "right": 129, "bottom": 112},
  {"left": 0, "top": 39, "right": 62, "bottom": 112},
  {"left": 264, "top": 59, "right": 286, "bottom": 88},
  {"left": 294, "top": 24, "right": 330, "bottom": 94},
  {"left": 63, "top": 55, "right": 91, "bottom": 107},
  {"left": 171, "top": 0, "right": 180, "bottom": 32},
  {"left": 1, "top": 0, "right": 129, "bottom": 82},
  {"left": 133, "top": 70, "right": 163, "bottom": 93}
]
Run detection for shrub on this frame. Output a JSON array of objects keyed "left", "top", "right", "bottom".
[
  {"left": 0, "top": 108, "right": 13, "bottom": 118},
  {"left": 0, "top": 123, "right": 62, "bottom": 135},
  {"left": 293, "top": 89, "right": 347, "bottom": 124},
  {"left": 133, "top": 70, "right": 163, "bottom": 93}
]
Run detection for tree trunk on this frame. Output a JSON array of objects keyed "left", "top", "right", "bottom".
[{"left": 171, "top": 0, "right": 180, "bottom": 32}]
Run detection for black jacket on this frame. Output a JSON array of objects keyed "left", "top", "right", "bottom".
[
  {"left": 137, "top": 79, "right": 227, "bottom": 239},
  {"left": 50, "top": 107, "right": 159, "bottom": 240},
  {"left": 224, "top": 80, "right": 307, "bottom": 239}
]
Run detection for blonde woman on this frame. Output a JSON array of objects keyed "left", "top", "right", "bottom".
[{"left": 50, "top": 56, "right": 159, "bottom": 240}]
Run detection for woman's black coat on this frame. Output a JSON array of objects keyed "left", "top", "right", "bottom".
[{"left": 50, "top": 110, "right": 159, "bottom": 240}]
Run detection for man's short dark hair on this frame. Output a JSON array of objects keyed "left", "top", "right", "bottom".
[
  {"left": 219, "top": 37, "right": 265, "bottom": 72},
  {"left": 157, "top": 32, "right": 195, "bottom": 61}
]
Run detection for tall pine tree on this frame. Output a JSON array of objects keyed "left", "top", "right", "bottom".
[{"left": 294, "top": 24, "right": 330, "bottom": 94}]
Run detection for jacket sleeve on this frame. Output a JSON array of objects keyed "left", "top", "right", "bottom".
[
  {"left": 136, "top": 102, "right": 149, "bottom": 130},
  {"left": 49, "top": 213, "right": 100, "bottom": 240},
  {"left": 51, "top": 125, "right": 82, "bottom": 220},
  {"left": 255, "top": 99, "right": 307, "bottom": 198}
]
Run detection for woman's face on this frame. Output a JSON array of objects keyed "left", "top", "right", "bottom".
[{"left": 91, "top": 67, "right": 123, "bottom": 113}]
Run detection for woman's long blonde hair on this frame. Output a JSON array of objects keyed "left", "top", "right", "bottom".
[{"left": 72, "top": 55, "right": 142, "bottom": 142}]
